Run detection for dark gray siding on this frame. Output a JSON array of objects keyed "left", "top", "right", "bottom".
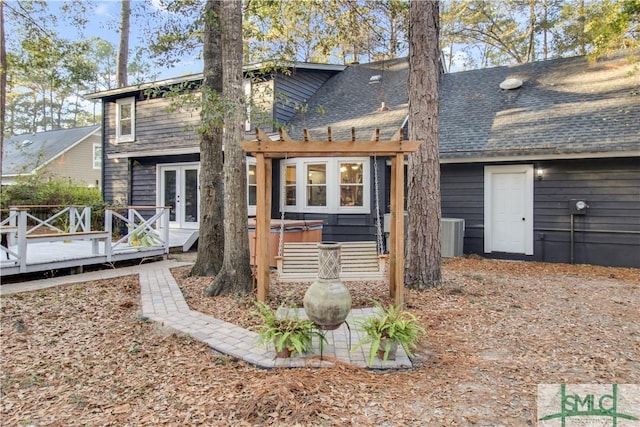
[
  {"left": 532, "top": 157, "right": 640, "bottom": 267},
  {"left": 103, "top": 94, "right": 200, "bottom": 155},
  {"left": 440, "top": 158, "right": 640, "bottom": 268},
  {"left": 102, "top": 92, "right": 201, "bottom": 203},
  {"left": 440, "top": 163, "right": 484, "bottom": 254},
  {"left": 274, "top": 70, "right": 337, "bottom": 128},
  {"left": 130, "top": 155, "right": 201, "bottom": 207},
  {"left": 103, "top": 157, "right": 130, "bottom": 205}
]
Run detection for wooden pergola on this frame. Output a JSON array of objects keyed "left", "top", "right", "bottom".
[{"left": 241, "top": 127, "right": 421, "bottom": 306}]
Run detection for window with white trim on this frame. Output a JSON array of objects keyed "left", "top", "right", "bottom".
[
  {"left": 93, "top": 144, "right": 102, "bottom": 169},
  {"left": 306, "top": 163, "right": 327, "bottom": 207},
  {"left": 116, "top": 97, "right": 135, "bottom": 142},
  {"left": 281, "top": 157, "right": 370, "bottom": 214},
  {"left": 247, "top": 158, "right": 257, "bottom": 216},
  {"left": 339, "top": 162, "right": 364, "bottom": 207}
]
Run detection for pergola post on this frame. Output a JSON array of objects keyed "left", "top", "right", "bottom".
[
  {"left": 255, "top": 153, "right": 272, "bottom": 302},
  {"left": 388, "top": 158, "right": 397, "bottom": 299},
  {"left": 393, "top": 152, "right": 405, "bottom": 306}
]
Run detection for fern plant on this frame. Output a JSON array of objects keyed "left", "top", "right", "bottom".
[
  {"left": 254, "top": 301, "right": 323, "bottom": 357},
  {"left": 354, "top": 300, "right": 426, "bottom": 365}
]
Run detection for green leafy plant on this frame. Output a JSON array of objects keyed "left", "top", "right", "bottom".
[
  {"left": 355, "top": 300, "right": 426, "bottom": 365},
  {"left": 254, "top": 300, "right": 323, "bottom": 357},
  {"left": 127, "top": 222, "right": 160, "bottom": 247}
]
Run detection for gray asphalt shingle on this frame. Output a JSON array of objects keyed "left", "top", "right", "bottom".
[{"left": 286, "top": 52, "right": 639, "bottom": 159}]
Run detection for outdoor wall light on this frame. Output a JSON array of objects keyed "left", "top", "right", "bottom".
[{"left": 536, "top": 168, "right": 544, "bottom": 180}]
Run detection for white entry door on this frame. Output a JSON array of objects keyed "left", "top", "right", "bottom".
[
  {"left": 484, "top": 165, "right": 533, "bottom": 255},
  {"left": 158, "top": 164, "right": 200, "bottom": 229}
]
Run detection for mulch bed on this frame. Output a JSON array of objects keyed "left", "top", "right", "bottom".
[{"left": 1, "top": 257, "right": 638, "bottom": 425}]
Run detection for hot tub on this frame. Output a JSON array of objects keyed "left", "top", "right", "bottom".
[{"left": 247, "top": 219, "right": 324, "bottom": 267}]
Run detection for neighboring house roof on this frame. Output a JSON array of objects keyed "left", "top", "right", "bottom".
[
  {"left": 2, "top": 125, "right": 101, "bottom": 178},
  {"left": 286, "top": 52, "right": 640, "bottom": 162},
  {"left": 83, "top": 62, "right": 347, "bottom": 100}
]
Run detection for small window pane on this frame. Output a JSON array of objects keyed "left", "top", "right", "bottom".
[
  {"left": 120, "top": 103, "right": 131, "bottom": 120},
  {"left": 285, "top": 165, "right": 296, "bottom": 185},
  {"left": 248, "top": 164, "right": 256, "bottom": 185},
  {"left": 307, "top": 186, "right": 327, "bottom": 206},
  {"left": 307, "top": 164, "right": 326, "bottom": 185},
  {"left": 248, "top": 186, "right": 257, "bottom": 205},
  {"left": 286, "top": 187, "right": 296, "bottom": 205},
  {"left": 340, "top": 186, "right": 363, "bottom": 206},
  {"left": 247, "top": 164, "right": 257, "bottom": 206},
  {"left": 340, "top": 162, "right": 362, "bottom": 183}
]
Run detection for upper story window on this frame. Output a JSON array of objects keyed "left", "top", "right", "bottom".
[
  {"left": 93, "top": 144, "right": 102, "bottom": 169},
  {"left": 247, "top": 158, "right": 257, "bottom": 216},
  {"left": 282, "top": 157, "right": 370, "bottom": 214},
  {"left": 116, "top": 97, "right": 135, "bottom": 142}
]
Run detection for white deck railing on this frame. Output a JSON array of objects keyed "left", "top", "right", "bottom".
[{"left": 0, "top": 205, "right": 170, "bottom": 274}]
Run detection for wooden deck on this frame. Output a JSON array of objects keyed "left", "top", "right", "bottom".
[{"left": 0, "top": 206, "right": 177, "bottom": 278}]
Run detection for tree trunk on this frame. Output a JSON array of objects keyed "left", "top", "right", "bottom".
[
  {"left": 117, "top": 0, "right": 130, "bottom": 88},
  {"left": 0, "top": 0, "right": 6, "bottom": 187},
  {"left": 205, "top": 0, "right": 252, "bottom": 296},
  {"left": 526, "top": 0, "right": 536, "bottom": 62},
  {"left": 191, "top": 0, "right": 224, "bottom": 277},
  {"left": 405, "top": 0, "right": 442, "bottom": 289}
]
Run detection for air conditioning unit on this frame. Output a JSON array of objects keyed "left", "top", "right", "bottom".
[
  {"left": 441, "top": 218, "right": 465, "bottom": 257},
  {"left": 383, "top": 214, "right": 464, "bottom": 258}
]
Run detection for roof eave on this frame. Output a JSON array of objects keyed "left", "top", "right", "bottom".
[{"left": 440, "top": 150, "right": 640, "bottom": 164}]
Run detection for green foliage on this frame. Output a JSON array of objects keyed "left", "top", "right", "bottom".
[
  {"left": 0, "top": 176, "right": 105, "bottom": 229},
  {"left": 254, "top": 300, "right": 322, "bottom": 357},
  {"left": 127, "top": 222, "right": 161, "bottom": 247},
  {"left": 354, "top": 300, "right": 426, "bottom": 365},
  {"left": 1, "top": 176, "right": 101, "bottom": 209}
]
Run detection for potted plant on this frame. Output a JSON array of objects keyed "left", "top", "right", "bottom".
[
  {"left": 355, "top": 301, "right": 426, "bottom": 365},
  {"left": 254, "top": 301, "right": 323, "bottom": 358}
]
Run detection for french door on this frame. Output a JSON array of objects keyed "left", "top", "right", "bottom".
[{"left": 158, "top": 163, "right": 199, "bottom": 229}]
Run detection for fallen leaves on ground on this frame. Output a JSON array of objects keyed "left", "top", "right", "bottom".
[{"left": 1, "top": 257, "right": 638, "bottom": 426}]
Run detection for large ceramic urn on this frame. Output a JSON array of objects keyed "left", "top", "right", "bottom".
[{"left": 303, "top": 242, "right": 352, "bottom": 330}]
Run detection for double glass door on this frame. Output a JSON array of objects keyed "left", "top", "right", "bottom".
[{"left": 159, "top": 164, "right": 199, "bottom": 229}]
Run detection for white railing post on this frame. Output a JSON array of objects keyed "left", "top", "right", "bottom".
[
  {"left": 8, "top": 207, "right": 18, "bottom": 246},
  {"left": 163, "top": 207, "right": 170, "bottom": 254},
  {"left": 105, "top": 209, "right": 113, "bottom": 261},
  {"left": 81, "top": 206, "right": 91, "bottom": 232},
  {"left": 17, "top": 209, "right": 28, "bottom": 273},
  {"left": 69, "top": 206, "right": 78, "bottom": 232}
]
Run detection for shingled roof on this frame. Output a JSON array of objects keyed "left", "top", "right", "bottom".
[
  {"left": 286, "top": 52, "right": 639, "bottom": 161},
  {"left": 286, "top": 57, "right": 410, "bottom": 142}
]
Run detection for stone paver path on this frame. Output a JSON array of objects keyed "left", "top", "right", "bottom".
[{"left": 138, "top": 268, "right": 412, "bottom": 369}]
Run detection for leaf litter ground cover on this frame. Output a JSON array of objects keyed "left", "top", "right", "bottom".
[{"left": 1, "top": 257, "right": 638, "bottom": 425}]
